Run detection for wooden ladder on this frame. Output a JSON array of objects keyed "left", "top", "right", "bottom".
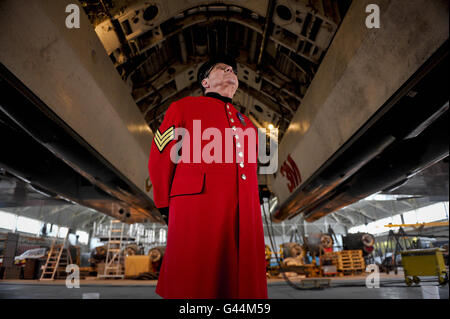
[
  {"left": 40, "top": 231, "right": 72, "bottom": 280},
  {"left": 98, "top": 220, "right": 125, "bottom": 279}
]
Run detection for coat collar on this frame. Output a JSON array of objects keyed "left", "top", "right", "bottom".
[{"left": 205, "top": 92, "right": 233, "bottom": 104}]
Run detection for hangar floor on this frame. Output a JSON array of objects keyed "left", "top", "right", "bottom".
[{"left": 0, "top": 273, "right": 447, "bottom": 299}]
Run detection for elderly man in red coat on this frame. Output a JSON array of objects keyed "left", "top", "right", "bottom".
[{"left": 148, "top": 56, "right": 268, "bottom": 299}]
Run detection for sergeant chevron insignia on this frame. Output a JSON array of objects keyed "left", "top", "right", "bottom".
[{"left": 154, "top": 126, "right": 175, "bottom": 152}]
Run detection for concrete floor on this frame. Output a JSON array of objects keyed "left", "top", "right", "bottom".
[{"left": 0, "top": 273, "right": 448, "bottom": 299}]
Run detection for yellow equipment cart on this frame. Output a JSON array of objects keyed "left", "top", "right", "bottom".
[{"left": 400, "top": 248, "right": 448, "bottom": 286}]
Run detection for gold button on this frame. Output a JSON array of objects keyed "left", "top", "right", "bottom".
[
  {"left": 234, "top": 135, "right": 239, "bottom": 139},
  {"left": 227, "top": 104, "right": 230, "bottom": 109},
  {"left": 236, "top": 142, "right": 241, "bottom": 148},
  {"left": 230, "top": 118, "right": 234, "bottom": 123},
  {"left": 241, "top": 174, "right": 246, "bottom": 180},
  {"left": 228, "top": 112, "right": 232, "bottom": 115},
  {"left": 238, "top": 151, "right": 243, "bottom": 157},
  {"left": 232, "top": 126, "right": 236, "bottom": 132},
  {"left": 239, "top": 162, "right": 244, "bottom": 168}
]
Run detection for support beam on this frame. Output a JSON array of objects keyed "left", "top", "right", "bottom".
[
  {"left": 178, "top": 32, "right": 188, "bottom": 64},
  {"left": 348, "top": 208, "right": 377, "bottom": 222},
  {"left": 248, "top": 30, "right": 258, "bottom": 64},
  {"left": 365, "top": 201, "right": 393, "bottom": 216},
  {"left": 333, "top": 211, "right": 356, "bottom": 226},
  {"left": 257, "top": 0, "right": 276, "bottom": 67}
]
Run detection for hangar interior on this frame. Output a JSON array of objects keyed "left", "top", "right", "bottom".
[{"left": 0, "top": 0, "right": 448, "bottom": 299}]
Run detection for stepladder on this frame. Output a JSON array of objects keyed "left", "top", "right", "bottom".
[
  {"left": 40, "top": 232, "right": 73, "bottom": 280},
  {"left": 98, "top": 219, "right": 125, "bottom": 279}
]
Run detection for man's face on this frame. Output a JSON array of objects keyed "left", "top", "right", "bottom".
[{"left": 202, "top": 63, "right": 239, "bottom": 96}]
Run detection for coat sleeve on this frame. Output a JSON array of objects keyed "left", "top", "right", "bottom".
[
  {"left": 256, "top": 125, "right": 259, "bottom": 171},
  {"left": 148, "top": 101, "right": 183, "bottom": 209}
]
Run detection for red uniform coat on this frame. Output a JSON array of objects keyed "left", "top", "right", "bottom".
[{"left": 148, "top": 95, "right": 268, "bottom": 299}]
